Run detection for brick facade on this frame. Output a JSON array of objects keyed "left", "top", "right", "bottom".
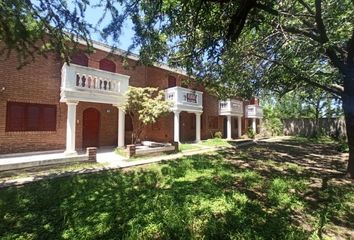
[{"left": 0, "top": 43, "right": 259, "bottom": 154}]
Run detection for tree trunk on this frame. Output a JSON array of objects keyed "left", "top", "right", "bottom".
[
  {"left": 343, "top": 100, "right": 354, "bottom": 178},
  {"left": 343, "top": 73, "right": 354, "bottom": 178},
  {"left": 314, "top": 99, "right": 320, "bottom": 137}
]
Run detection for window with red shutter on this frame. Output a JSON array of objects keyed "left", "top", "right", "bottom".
[
  {"left": 99, "top": 59, "right": 116, "bottom": 73},
  {"left": 6, "top": 102, "right": 25, "bottom": 131},
  {"left": 168, "top": 76, "right": 176, "bottom": 88},
  {"left": 71, "top": 53, "right": 89, "bottom": 66},
  {"left": 6, "top": 102, "right": 56, "bottom": 132}
]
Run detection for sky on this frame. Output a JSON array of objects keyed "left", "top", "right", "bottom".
[{"left": 77, "top": 0, "right": 136, "bottom": 52}]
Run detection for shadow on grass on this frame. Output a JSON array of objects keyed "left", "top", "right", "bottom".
[{"left": 0, "top": 138, "right": 353, "bottom": 239}]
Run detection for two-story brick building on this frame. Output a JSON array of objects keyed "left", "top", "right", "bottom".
[{"left": 0, "top": 41, "right": 263, "bottom": 155}]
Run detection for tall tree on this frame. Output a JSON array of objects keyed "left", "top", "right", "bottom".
[
  {"left": 0, "top": 0, "right": 93, "bottom": 67},
  {"left": 2, "top": 1, "right": 354, "bottom": 177},
  {"left": 101, "top": 0, "right": 353, "bottom": 177}
]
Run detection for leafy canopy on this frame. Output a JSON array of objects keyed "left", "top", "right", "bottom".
[{"left": 123, "top": 86, "right": 172, "bottom": 143}]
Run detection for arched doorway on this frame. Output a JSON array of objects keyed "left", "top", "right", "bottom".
[{"left": 83, "top": 108, "right": 100, "bottom": 148}]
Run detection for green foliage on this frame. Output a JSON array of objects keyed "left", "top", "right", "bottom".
[
  {"left": 263, "top": 103, "right": 284, "bottom": 136},
  {"left": 115, "top": 147, "right": 127, "bottom": 157},
  {"left": 247, "top": 127, "right": 255, "bottom": 139},
  {"left": 213, "top": 131, "right": 222, "bottom": 139},
  {"left": 336, "top": 139, "right": 349, "bottom": 153},
  {"left": 200, "top": 138, "right": 232, "bottom": 147},
  {"left": 0, "top": 0, "right": 93, "bottom": 67},
  {"left": 123, "top": 86, "right": 172, "bottom": 143}
]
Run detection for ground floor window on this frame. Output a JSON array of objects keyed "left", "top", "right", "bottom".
[{"left": 6, "top": 102, "right": 56, "bottom": 132}]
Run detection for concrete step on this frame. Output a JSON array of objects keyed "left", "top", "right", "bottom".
[{"left": 0, "top": 152, "right": 88, "bottom": 171}]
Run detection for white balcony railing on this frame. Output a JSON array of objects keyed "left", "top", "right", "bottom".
[
  {"left": 165, "top": 86, "right": 203, "bottom": 112},
  {"left": 219, "top": 99, "right": 244, "bottom": 116},
  {"left": 60, "top": 63, "right": 129, "bottom": 105},
  {"left": 246, "top": 105, "right": 263, "bottom": 118}
]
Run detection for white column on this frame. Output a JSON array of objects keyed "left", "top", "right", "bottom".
[
  {"left": 195, "top": 112, "right": 201, "bottom": 142},
  {"left": 173, "top": 110, "right": 180, "bottom": 142},
  {"left": 238, "top": 116, "right": 242, "bottom": 138},
  {"left": 252, "top": 118, "right": 256, "bottom": 133},
  {"left": 65, "top": 101, "right": 78, "bottom": 155},
  {"left": 118, "top": 108, "right": 125, "bottom": 147},
  {"left": 227, "top": 115, "right": 232, "bottom": 140}
]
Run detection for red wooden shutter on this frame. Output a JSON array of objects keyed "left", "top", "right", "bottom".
[
  {"left": 99, "top": 59, "right": 116, "bottom": 73},
  {"left": 6, "top": 102, "right": 25, "bottom": 131},
  {"left": 42, "top": 106, "right": 56, "bottom": 131},
  {"left": 168, "top": 76, "right": 177, "bottom": 88},
  {"left": 71, "top": 53, "right": 89, "bottom": 66}
]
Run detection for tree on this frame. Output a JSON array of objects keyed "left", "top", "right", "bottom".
[
  {"left": 123, "top": 86, "right": 171, "bottom": 144},
  {"left": 2, "top": 1, "right": 354, "bottom": 177},
  {"left": 0, "top": 0, "right": 93, "bottom": 67},
  {"left": 101, "top": 0, "right": 354, "bottom": 177}
]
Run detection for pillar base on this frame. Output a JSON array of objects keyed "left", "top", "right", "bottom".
[{"left": 64, "top": 150, "right": 77, "bottom": 156}]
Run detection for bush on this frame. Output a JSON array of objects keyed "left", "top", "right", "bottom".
[
  {"left": 264, "top": 118, "right": 283, "bottom": 136},
  {"left": 214, "top": 131, "right": 223, "bottom": 139},
  {"left": 247, "top": 127, "right": 255, "bottom": 139},
  {"left": 337, "top": 139, "right": 349, "bottom": 153}
]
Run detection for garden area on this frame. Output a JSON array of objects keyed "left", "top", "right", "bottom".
[{"left": 0, "top": 137, "right": 353, "bottom": 239}]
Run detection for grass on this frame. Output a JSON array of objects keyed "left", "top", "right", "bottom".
[
  {"left": 114, "top": 147, "right": 128, "bottom": 157},
  {"left": 1, "top": 137, "right": 353, "bottom": 239},
  {"left": 200, "top": 138, "right": 233, "bottom": 147},
  {"left": 179, "top": 143, "right": 202, "bottom": 151}
]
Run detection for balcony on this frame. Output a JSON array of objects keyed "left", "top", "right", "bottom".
[
  {"left": 246, "top": 105, "right": 263, "bottom": 118},
  {"left": 219, "top": 99, "right": 244, "bottom": 116},
  {"left": 60, "top": 63, "right": 130, "bottom": 105},
  {"left": 165, "top": 86, "right": 203, "bottom": 113}
]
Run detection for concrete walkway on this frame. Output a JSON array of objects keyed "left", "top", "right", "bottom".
[{"left": 0, "top": 137, "right": 283, "bottom": 188}]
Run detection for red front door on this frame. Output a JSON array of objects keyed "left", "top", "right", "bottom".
[{"left": 83, "top": 108, "right": 100, "bottom": 148}]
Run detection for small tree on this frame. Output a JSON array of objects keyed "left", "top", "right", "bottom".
[{"left": 123, "top": 87, "right": 172, "bottom": 144}]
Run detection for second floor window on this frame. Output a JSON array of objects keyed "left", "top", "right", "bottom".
[
  {"left": 168, "top": 76, "right": 176, "bottom": 88},
  {"left": 99, "top": 59, "right": 116, "bottom": 73},
  {"left": 71, "top": 53, "right": 88, "bottom": 67}
]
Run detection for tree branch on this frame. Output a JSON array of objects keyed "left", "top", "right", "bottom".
[
  {"left": 254, "top": 53, "right": 344, "bottom": 97},
  {"left": 297, "top": 0, "right": 315, "bottom": 15}
]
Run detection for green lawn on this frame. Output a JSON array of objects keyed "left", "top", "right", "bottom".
[{"left": 0, "top": 138, "right": 353, "bottom": 239}]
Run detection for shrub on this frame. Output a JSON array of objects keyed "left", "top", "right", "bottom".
[
  {"left": 247, "top": 127, "right": 255, "bottom": 139},
  {"left": 264, "top": 117, "right": 283, "bottom": 136},
  {"left": 214, "top": 131, "right": 223, "bottom": 139},
  {"left": 337, "top": 139, "right": 349, "bottom": 153}
]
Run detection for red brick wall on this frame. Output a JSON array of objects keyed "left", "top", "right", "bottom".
[
  {"left": 0, "top": 53, "right": 67, "bottom": 153},
  {"left": 0, "top": 44, "right": 250, "bottom": 154}
]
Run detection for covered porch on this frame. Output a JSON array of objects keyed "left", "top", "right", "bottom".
[
  {"left": 165, "top": 86, "right": 203, "bottom": 143},
  {"left": 219, "top": 99, "right": 244, "bottom": 140},
  {"left": 60, "top": 63, "right": 130, "bottom": 155}
]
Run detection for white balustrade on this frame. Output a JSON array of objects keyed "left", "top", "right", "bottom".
[
  {"left": 246, "top": 105, "right": 263, "bottom": 118},
  {"left": 60, "top": 63, "right": 129, "bottom": 105},
  {"left": 165, "top": 86, "right": 203, "bottom": 112},
  {"left": 219, "top": 99, "right": 243, "bottom": 116}
]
